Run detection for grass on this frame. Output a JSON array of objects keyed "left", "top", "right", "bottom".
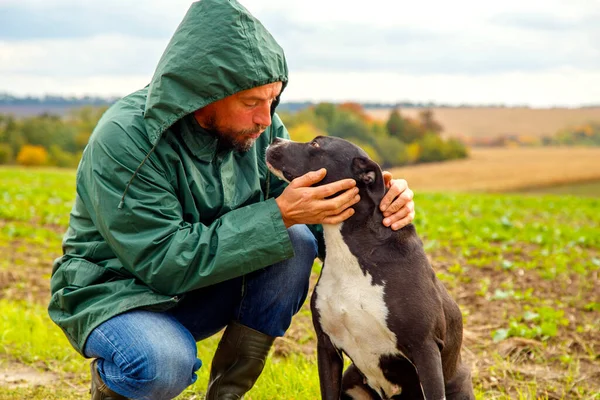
[
  {"left": 0, "top": 165, "right": 599, "bottom": 399},
  {"left": 514, "top": 180, "right": 600, "bottom": 197},
  {"left": 0, "top": 167, "right": 75, "bottom": 226},
  {"left": 0, "top": 298, "right": 319, "bottom": 399}
]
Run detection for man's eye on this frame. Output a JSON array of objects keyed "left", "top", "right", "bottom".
[{"left": 245, "top": 102, "right": 258, "bottom": 107}]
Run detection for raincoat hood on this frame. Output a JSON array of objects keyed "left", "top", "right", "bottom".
[{"left": 144, "top": 0, "right": 289, "bottom": 145}]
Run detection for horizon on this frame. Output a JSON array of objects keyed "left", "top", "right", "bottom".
[{"left": 1, "top": 92, "right": 598, "bottom": 110}]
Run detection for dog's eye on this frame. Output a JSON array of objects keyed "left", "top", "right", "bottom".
[{"left": 310, "top": 141, "right": 320, "bottom": 148}]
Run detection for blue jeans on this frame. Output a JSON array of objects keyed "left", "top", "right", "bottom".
[{"left": 84, "top": 225, "right": 317, "bottom": 400}]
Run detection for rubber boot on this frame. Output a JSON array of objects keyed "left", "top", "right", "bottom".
[
  {"left": 205, "top": 321, "right": 275, "bottom": 400},
  {"left": 90, "top": 359, "right": 129, "bottom": 400}
]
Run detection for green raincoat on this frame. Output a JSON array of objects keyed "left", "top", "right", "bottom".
[{"left": 48, "top": 0, "right": 322, "bottom": 355}]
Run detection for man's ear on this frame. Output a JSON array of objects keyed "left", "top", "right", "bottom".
[{"left": 351, "top": 157, "right": 381, "bottom": 187}]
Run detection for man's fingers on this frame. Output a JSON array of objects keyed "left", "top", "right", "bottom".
[
  {"left": 379, "top": 179, "right": 408, "bottom": 212},
  {"left": 382, "top": 171, "right": 393, "bottom": 188},
  {"left": 380, "top": 185, "right": 401, "bottom": 212},
  {"left": 390, "top": 211, "right": 415, "bottom": 231},
  {"left": 321, "top": 207, "right": 355, "bottom": 225},
  {"left": 321, "top": 188, "right": 359, "bottom": 211},
  {"left": 290, "top": 168, "right": 327, "bottom": 188},
  {"left": 315, "top": 178, "right": 357, "bottom": 198},
  {"left": 382, "top": 188, "right": 413, "bottom": 216},
  {"left": 326, "top": 193, "right": 360, "bottom": 215},
  {"left": 383, "top": 202, "right": 414, "bottom": 226}
]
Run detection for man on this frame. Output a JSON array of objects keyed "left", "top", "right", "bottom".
[{"left": 48, "top": 0, "right": 415, "bottom": 399}]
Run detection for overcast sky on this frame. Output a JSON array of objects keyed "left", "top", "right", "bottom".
[{"left": 1, "top": 0, "right": 599, "bottom": 107}]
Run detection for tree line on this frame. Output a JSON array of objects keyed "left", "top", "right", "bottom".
[
  {"left": 0, "top": 107, "right": 108, "bottom": 167},
  {"left": 0, "top": 102, "right": 468, "bottom": 168},
  {"left": 279, "top": 103, "right": 468, "bottom": 168}
]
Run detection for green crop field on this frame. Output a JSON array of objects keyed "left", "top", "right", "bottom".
[{"left": 0, "top": 166, "right": 598, "bottom": 399}]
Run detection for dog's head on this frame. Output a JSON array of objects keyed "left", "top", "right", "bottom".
[{"left": 266, "top": 136, "right": 386, "bottom": 202}]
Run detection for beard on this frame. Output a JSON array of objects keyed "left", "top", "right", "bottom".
[{"left": 203, "top": 115, "right": 267, "bottom": 153}]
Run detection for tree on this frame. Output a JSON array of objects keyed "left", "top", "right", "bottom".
[
  {"left": 48, "top": 144, "right": 80, "bottom": 168},
  {"left": 313, "top": 102, "right": 337, "bottom": 128},
  {"left": 374, "top": 136, "right": 409, "bottom": 168},
  {"left": 20, "top": 114, "right": 78, "bottom": 151},
  {"left": 385, "top": 108, "right": 405, "bottom": 139},
  {"left": 288, "top": 123, "right": 327, "bottom": 143},
  {"left": 402, "top": 118, "right": 427, "bottom": 143},
  {"left": 443, "top": 138, "right": 469, "bottom": 160},
  {"left": 69, "top": 106, "right": 108, "bottom": 151},
  {"left": 385, "top": 110, "right": 424, "bottom": 144},
  {"left": 0, "top": 115, "right": 23, "bottom": 155},
  {"left": 406, "top": 142, "right": 421, "bottom": 164},
  {"left": 346, "top": 138, "right": 382, "bottom": 165},
  {"left": 419, "top": 109, "right": 443, "bottom": 134},
  {"left": 0, "top": 143, "right": 13, "bottom": 164},
  {"left": 338, "top": 102, "right": 369, "bottom": 121},
  {"left": 368, "top": 120, "right": 388, "bottom": 140},
  {"left": 279, "top": 107, "right": 327, "bottom": 132},
  {"left": 328, "top": 111, "right": 372, "bottom": 144}
]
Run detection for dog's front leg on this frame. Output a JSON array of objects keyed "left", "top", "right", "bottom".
[
  {"left": 412, "top": 341, "right": 446, "bottom": 400},
  {"left": 312, "top": 275, "right": 344, "bottom": 399},
  {"left": 316, "top": 331, "right": 344, "bottom": 400}
]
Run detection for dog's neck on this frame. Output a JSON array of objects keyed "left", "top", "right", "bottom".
[{"left": 351, "top": 185, "right": 396, "bottom": 238}]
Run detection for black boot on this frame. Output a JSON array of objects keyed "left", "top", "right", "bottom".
[
  {"left": 205, "top": 321, "right": 275, "bottom": 400},
  {"left": 90, "top": 359, "right": 129, "bottom": 400}
]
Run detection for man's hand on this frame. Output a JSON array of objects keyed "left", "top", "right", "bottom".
[
  {"left": 275, "top": 169, "right": 360, "bottom": 228},
  {"left": 380, "top": 172, "right": 415, "bottom": 230}
]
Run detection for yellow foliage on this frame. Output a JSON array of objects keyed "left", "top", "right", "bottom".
[
  {"left": 345, "top": 139, "right": 382, "bottom": 164},
  {"left": 406, "top": 143, "right": 421, "bottom": 164},
  {"left": 517, "top": 135, "right": 540, "bottom": 145},
  {"left": 16, "top": 145, "right": 48, "bottom": 166},
  {"left": 75, "top": 130, "right": 92, "bottom": 148},
  {"left": 582, "top": 125, "right": 594, "bottom": 137},
  {"left": 288, "top": 123, "right": 327, "bottom": 143}
]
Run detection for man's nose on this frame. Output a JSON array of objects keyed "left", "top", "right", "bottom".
[{"left": 253, "top": 103, "right": 272, "bottom": 127}]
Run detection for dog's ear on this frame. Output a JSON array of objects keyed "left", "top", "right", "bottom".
[{"left": 351, "top": 157, "right": 382, "bottom": 188}]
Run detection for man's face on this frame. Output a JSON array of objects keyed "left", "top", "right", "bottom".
[{"left": 194, "top": 81, "right": 283, "bottom": 152}]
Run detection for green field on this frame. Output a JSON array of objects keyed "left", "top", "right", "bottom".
[
  {"left": 515, "top": 180, "right": 600, "bottom": 197},
  {"left": 0, "top": 166, "right": 599, "bottom": 399}
]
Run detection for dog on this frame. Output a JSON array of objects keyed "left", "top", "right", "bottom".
[{"left": 266, "top": 136, "right": 474, "bottom": 400}]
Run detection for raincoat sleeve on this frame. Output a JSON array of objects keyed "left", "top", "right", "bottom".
[
  {"left": 268, "top": 115, "right": 326, "bottom": 260},
  {"left": 78, "top": 123, "right": 295, "bottom": 297}
]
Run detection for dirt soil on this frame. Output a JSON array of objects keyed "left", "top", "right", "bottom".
[
  {"left": 1, "top": 243, "right": 598, "bottom": 398},
  {"left": 0, "top": 360, "right": 58, "bottom": 389}
]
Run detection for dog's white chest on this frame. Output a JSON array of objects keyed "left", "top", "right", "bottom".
[{"left": 316, "top": 224, "right": 402, "bottom": 398}]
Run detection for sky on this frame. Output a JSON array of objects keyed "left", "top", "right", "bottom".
[{"left": 0, "top": 0, "right": 599, "bottom": 107}]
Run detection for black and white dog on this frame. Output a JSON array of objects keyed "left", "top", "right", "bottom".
[{"left": 266, "top": 136, "right": 474, "bottom": 400}]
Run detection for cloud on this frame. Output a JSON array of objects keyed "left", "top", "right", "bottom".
[
  {"left": 0, "top": 35, "right": 168, "bottom": 76},
  {"left": 3, "top": 0, "right": 598, "bottom": 76},
  {"left": 490, "top": 9, "right": 600, "bottom": 32},
  {"left": 1, "top": 0, "right": 599, "bottom": 105},
  {"left": 284, "top": 68, "right": 600, "bottom": 107},
  {"left": 261, "top": 17, "right": 599, "bottom": 75},
  {"left": 0, "top": 0, "right": 188, "bottom": 40}
]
